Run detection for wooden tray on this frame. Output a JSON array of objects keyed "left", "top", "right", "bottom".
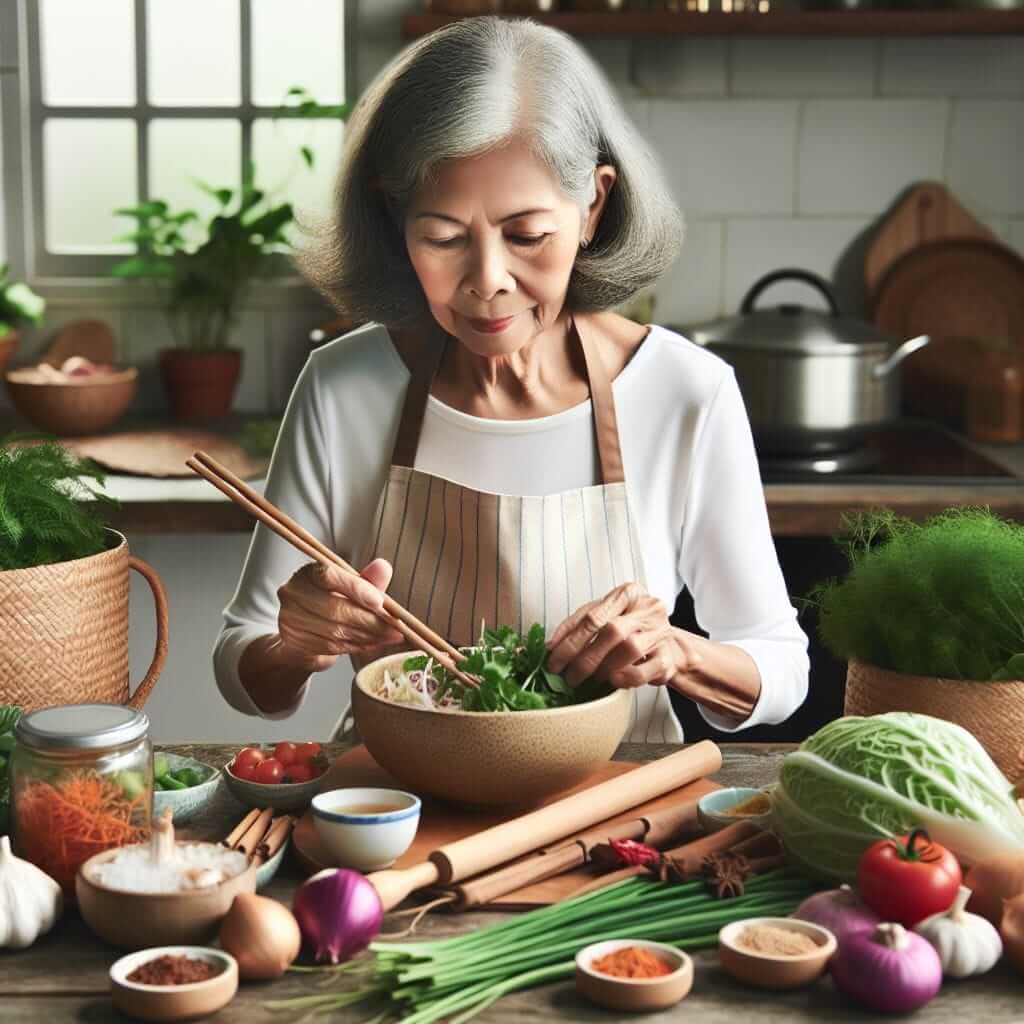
[{"left": 292, "top": 746, "right": 718, "bottom": 909}]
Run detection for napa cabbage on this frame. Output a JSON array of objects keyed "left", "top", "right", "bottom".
[{"left": 772, "top": 712, "right": 1024, "bottom": 882}]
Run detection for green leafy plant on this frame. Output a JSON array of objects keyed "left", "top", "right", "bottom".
[
  {"left": 809, "top": 507, "right": 1024, "bottom": 682},
  {"left": 0, "top": 706, "right": 22, "bottom": 834},
  {"left": 0, "top": 265, "right": 45, "bottom": 337},
  {"left": 403, "top": 623, "right": 609, "bottom": 713},
  {"left": 111, "top": 87, "right": 349, "bottom": 352},
  {"left": 0, "top": 439, "right": 117, "bottom": 570}
]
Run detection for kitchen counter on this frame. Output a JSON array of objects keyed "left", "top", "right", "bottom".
[{"left": 4, "top": 741, "right": 1021, "bottom": 1022}]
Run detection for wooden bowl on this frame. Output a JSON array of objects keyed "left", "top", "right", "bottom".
[
  {"left": 5, "top": 365, "right": 137, "bottom": 435},
  {"left": 718, "top": 917, "right": 837, "bottom": 990},
  {"left": 76, "top": 847, "right": 257, "bottom": 951},
  {"left": 575, "top": 940, "right": 693, "bottom": 1012},
  {"left": 109, "top": 946, "right": 238, "bottom": 1022},
  {"left": 352, "top": 652, "right": 632, "bottom": 806}
]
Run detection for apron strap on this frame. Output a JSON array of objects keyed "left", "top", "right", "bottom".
[{"left": 390, "top": 317, "right": 626, "bottom": 485}]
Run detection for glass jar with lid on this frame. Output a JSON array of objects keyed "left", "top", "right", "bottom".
[{"left": 11, "top": 704, "right": 152, "bottom": 895}]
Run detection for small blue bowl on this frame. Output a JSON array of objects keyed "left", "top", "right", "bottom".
[
  {"left": 312, "top": 788, "right": 421, "bottom": 872},
  {"left": 698, "top": 787, "right": 772, "bottom": 833}
]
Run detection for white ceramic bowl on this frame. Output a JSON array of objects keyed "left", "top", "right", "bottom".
[
  {"left": 697, "top": 787, "right": 772, "bottom": 833},
  {"left": 311, "top": 788, "right": 421, "bottom": 872}
]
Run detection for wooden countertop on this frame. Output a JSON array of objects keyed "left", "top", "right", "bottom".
[{"left": 5, "top": 741, "right": 1021, "bottom": 1022}]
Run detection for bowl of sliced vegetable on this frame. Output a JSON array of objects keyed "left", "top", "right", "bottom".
[
  {"left": 221, "top": 742, "right": 328, "bottom": 813},
  {"left": 153, "top": 754, "right": 220, "bottom": 825},
  {"left": 352, "top": 626, "right": 632, "bottom": 806}
]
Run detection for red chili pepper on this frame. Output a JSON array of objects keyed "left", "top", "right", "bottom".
[{"left": 607, "top": 839, "right": 661, "bottom": 867}]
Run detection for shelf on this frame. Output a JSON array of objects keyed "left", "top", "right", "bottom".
[{"left": 403, "top": 9, "right": 1024, "bottom": 37}]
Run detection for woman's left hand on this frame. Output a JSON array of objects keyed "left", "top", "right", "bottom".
[{"left": 546, "top": 582, "right": 685, "bottom": 690}]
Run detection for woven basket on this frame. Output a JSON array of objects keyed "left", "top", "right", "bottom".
[
  {"left": 845, "top": 660, "right": 1024, "bottom": 780},
  {"left": 0, "top": 530, "right": 169, "bottom": 712}
]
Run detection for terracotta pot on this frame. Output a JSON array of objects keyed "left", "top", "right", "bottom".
[
  {"left": 0, "top": 330, "right": 16, "bottom": 374},
  {"left": 0, "top": 530, "right": 169, "bottom": 711},
  {"left": 845, "top": 660, "right": 1024, "bottom": 780},
  {"left": 159, "top": 347, "right": 242, "bottom": 420}
]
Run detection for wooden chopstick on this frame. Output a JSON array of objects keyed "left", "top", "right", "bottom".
[{"left": 186, "top": 452, "right": 478, "bottom": 690}]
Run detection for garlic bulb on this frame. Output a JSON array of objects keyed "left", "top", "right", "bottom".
[
  {"left": 914, "top": 885, "right": 1002, "bottom": 978},
  {"left": 0, "top": 835, "right": 63, "bottom": 949}
]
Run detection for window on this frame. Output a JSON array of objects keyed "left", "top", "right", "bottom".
[{"left": 12, "top": 0, "right": 350, "bottom": 279}]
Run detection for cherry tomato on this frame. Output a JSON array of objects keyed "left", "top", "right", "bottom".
[
  {"left": 272, "top": 741, "right": 299, "bottom": 767},
  {"left": 231, "top": 759, "right": 260, "bottom": 782},
  {"left": 286, "top": 762, "right": 318, "bottom": 784},
  {"left": 295, "top": 741, "right": 322, "bottom": 763},
  {"left": 231, "top": 746, "right": 265, "bottom": 779},
  {"left": 858, "top": 829, "right": 962, "bottom": 927},
  {"left": 254, "top": 758, "right": 285, "bottom": 785}
]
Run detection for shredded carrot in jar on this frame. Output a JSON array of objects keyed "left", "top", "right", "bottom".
[
  {"left": 14, "top": 770, "right": 146, "bottom": 894},
  {"left": 592, "top": 946, "right": 675, "bottom": 979}
]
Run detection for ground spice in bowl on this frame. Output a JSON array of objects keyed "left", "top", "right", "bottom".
[
  {"left": 126, "top": 954, "right": 223, "bottom": 986},
  {"left": 592, "top": 946, "right": 676, "bottom": 979},
  {"left": 736, "top": 924, "right": 819, "bottom": 957},
  {"left": 722, "top": 792, "right": 771, "bottom": 816}
]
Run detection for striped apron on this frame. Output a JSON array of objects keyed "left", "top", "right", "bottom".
[{"left": 338, "top": 317, "right": 681, "bottom": 743}]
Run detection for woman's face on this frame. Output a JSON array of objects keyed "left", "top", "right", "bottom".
[{"left": 404, "top": 138, "right": 613, "bottom": 357}]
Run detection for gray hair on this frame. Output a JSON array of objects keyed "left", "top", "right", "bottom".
[{"left": 297, "top": 17, "right": 683, "bottom": 325}]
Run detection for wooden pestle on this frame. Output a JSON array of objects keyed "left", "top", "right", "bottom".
[
  {"left": 450, "top": 795, "right": 702, "bottom": 909},
  {"left": 367, "top": 740, "right": 722, "bottom": 911}
]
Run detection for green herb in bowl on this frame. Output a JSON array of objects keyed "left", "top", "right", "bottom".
[{"left": 152, "top": 753, "right": 220, "bottom": 825}]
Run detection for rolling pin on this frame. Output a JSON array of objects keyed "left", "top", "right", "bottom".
[
  {"left": 448, "top": 795, "right": 702, "bottom": 909},
  {"left": 367, "top": 740, "right": 722, "bottom": 911}
]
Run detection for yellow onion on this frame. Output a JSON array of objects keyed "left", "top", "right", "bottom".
[
  {"left": 1002, "top": 894, "right": 1024, "bottom": 975},
  {"left": 218, "top": 892, "right": 301, "bottom": 980},
  {"left": 965, "top": 853, "right": 1024, "bottom": 925}
]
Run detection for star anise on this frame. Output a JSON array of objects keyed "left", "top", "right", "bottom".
[{"left": 702, "top": 852, "right": 752, "bottom": 899}]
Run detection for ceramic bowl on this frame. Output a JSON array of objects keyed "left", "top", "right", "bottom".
[
  {"left": 575, "top": 939, "right": 694, "bottom": 1012},
  {"left": 718, "top": 916, "right": 837, "bottom": 990},
  {"left": 221, "top": 751, "right": 323, "bottom": 812},
  {"left": 352, "top": 652, "right": 632, "bottom": 806},
  {"left": 109, "top": 946, "right": 238, "bottom": 1022},
  {"left": 697, "top": 787, "right": 773, "bottom": 833},
  {"left": 153, "top": 753, "right": 220, "bottom": 826},
  {"left": 255, "top": 837, "right": 289, "bottom": 890},
  {"left": 5, "top": 365, "right": 137, "bottom": 435},
  {"left": 76, "top": 847, "right": 257, "bottom": 951},
  {"left": 312, "top": 788, "right": 421, "bottom": 871}
]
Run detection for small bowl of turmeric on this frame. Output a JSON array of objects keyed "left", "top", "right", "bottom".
[
  {"left": 575, "top": 939, "right": 693, "bottom": 1012},
  {"left": 697, "top": 787, "right": 772, "bottom": 833}
]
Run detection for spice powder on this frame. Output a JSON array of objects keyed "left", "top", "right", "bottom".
[
  {"left": 127, "top": 954, "right": 223, "bottom": 986},
  {"left": 736, "top": 924, "right": 818, "bottom": 957},
  {"left": 591, "top": 946, "right": 675, "bottom": 979}
]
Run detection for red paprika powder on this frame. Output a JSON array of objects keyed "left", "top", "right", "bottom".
[{"left": 592, "top": 946, "right": 674, "bottom": 979}]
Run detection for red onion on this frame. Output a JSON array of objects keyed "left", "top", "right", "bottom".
[
  {"left": 832, "top": 922, "right": 942, "bottom": 1013},
  {"left": 292, "top": 868, "right": 383, "bottom": 964},
  {"left": 792, "top": 884, "right": 880, "bottom": 949}
]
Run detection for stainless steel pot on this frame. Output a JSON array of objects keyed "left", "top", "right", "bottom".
[{"left": 690, "top": 269, "right": 929, "bottom": 455}]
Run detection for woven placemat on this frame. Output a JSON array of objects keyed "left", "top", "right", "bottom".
[{"left": 62, "top": 429, "right": 269, "bottom": 479}]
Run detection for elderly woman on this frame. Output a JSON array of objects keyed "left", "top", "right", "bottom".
[{"left": 214, "top": 17, "right": 808, "bottom": 742}]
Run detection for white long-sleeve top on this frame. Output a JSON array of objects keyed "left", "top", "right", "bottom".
[{"left": 213, "top": 322, "right": 809, "bottom": 735}]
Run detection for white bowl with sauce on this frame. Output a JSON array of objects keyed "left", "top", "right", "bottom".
[{"left": 311, "top": 788, "right": 421, "bottom": 871}]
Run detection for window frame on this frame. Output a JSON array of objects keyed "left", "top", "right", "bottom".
[{"left": 4, "top": 0, "right": 356, "bottom": 295}]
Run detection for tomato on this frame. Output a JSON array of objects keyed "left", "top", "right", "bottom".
[
  {"left": 234, "top": 746, "right": 265, "bottom": 773},
  {"left": 285, "top": 762, "right": 318, "bottom": 784},
  {"left": 272, "top": 741, "right": 299, "bottom": 767},
  {"left": 858, "top": 829, "right": 962, "bottom": 926},
  {"left": 231, "top": 759, "right": 260, "bottom": 782},
  {"left": 254, "top": 758, "right": 285, "bottom": 785},
  {"left": 295, "top": 741, "right": 322, "bottom": 763}
]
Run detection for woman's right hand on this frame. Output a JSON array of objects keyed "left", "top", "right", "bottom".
[{"left": 274, "top": 557, "right": 404, "bottom": 673}]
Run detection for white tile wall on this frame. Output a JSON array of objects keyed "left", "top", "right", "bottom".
[
  {"left": 633, "top": 38, "right": 728, "bottom": 98},
  {"left": 731, "top": 39, "right": 876, "bottom": 98},
  {"left": 797, "top": 100, "right": 947, "bottom": 215},
  {"left": 649, "top": 99, "right": 798, "bottom": 217},
  {"left": 881, "top": 39, "right": 1024, "bottom": 98},
  {"left": 948, "top": 100, "right": 1024, "bottom": 215},
  {"left": 653, "top": 219, "right": 724, "bottom": 327}
]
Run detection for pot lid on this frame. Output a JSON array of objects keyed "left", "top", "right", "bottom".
[
  {"left": 691, "top": 269, "right": 894, "bottom": 355},
  {"left": 16, "top": 703, "right": 149, "bottom": 750}
]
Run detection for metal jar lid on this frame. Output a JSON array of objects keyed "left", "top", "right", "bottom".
[{"left": 15, "top": 704, "right": 149, "bottom": 751}]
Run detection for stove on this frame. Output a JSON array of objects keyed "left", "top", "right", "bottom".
[{"left": 758, "top": 420, "right": 1020, "bottom": 484}]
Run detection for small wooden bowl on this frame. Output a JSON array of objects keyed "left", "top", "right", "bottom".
[
  {"left": 109, "top": 946, "right": 237, "bottom": 1022},
  {"left": 5, "top": 365, "right": 137, "bottom": 435},
  {"left": 77, "top": 847, "right": 257, "bottom": 951},
  {"left": 575, "top": 939, "right": 694, "bottom": 1012},
  {"left": 718, "top": 917, "right": 836, "bottom": 990}
]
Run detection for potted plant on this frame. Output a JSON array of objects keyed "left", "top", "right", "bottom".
[
  {"left": 0, "top": 438, "right": 168, "bottom": 712},
  {"left": 112, "top": 88, "right": 348, "bottom": 420},
  {"left": 0, "top": 266, "right": 46, "bottom": 374},
  {"left": 810, "top": 506, "right": 1024, "bottom": 778}
]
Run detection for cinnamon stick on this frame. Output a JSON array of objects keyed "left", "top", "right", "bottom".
[
  {"left": 232, "top": 808, "right": 274, "bottom": 858},
  {"left": 223, "top": 808, "right": 262, "bottom": 850},
  {"left": 256, "top": 815, "right": 296, "bottom": 863},
  {"left": 728, "top": 829, "right": 781, "bottom": 860}
]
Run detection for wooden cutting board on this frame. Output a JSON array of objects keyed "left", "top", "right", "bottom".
[{"left": 292, "top": 745, "right": 718, "bottom": 909}]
